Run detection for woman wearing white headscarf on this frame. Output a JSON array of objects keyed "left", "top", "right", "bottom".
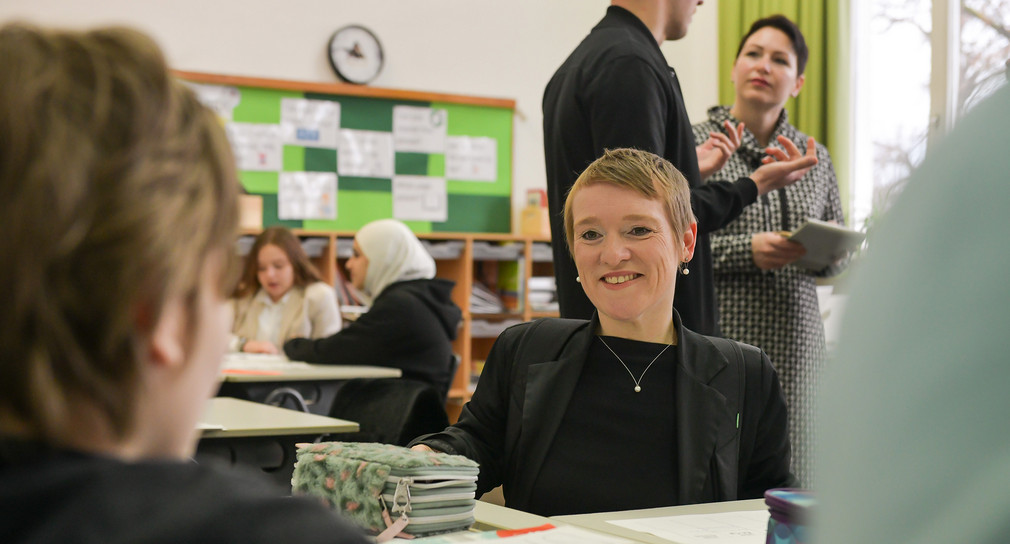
[{"left": 283, "top": 220, "right": 462, "bottom": 400}]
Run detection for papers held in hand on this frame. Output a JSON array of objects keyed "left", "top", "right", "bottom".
[{"left": 787, "top": 218, "right": 865, "bottom": 270}]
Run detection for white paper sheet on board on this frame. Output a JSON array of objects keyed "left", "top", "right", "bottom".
[
  {"left": 392, "top": 176, "right": 447, "bottom": 222},
  {"left": 226, "top": 123, "right": 282, "bottom": 171},
  {"left": 337, "top": 129, "right": 394, "bottom": 178},
  {"left": 278, "top": 172, "right": 337, "bottom": 220},
  {"left": 393, "top": 105, "right": 448, "bottom": 153},
  {"left": 185, "top": 82, "right": 241, "bottom": 121},
  {"left": 280, "top": 98, "right": 340, "bottom": 149},
  {"left": 446, "top": 136, "right": 497, "bottom": 182}
]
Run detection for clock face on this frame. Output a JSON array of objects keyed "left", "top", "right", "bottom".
[{"left": 328, "top": 25, "right": 384, "bottom": 85}]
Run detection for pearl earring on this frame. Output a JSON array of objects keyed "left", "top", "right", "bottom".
[
  {"left": 576, "top": 276, "right": 581, "bottom": 283},
  {"left": 680, "top": 262, "right": 690, "bottom": 276}
]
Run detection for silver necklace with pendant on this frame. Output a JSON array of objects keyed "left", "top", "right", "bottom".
[{"left": 598, "top": 336, "right": 671, "bottom": 393}]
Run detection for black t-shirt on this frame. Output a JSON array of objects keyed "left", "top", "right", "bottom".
[
  {"left": 0, "top": 438, "right": 370, "bottom": 544},
  {"left": 526, "top": 336, "right": 679, "bottom": 516}
]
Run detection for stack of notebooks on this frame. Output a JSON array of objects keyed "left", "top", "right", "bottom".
[
  {"left": 527, "top": 276, "right": 557, "bottom": 313},
  {"left": 293, "top": 442, "right": 480, "bottom": 539},
  {"left": 470, "top": 282, "right": 504, "bottom": 313}
]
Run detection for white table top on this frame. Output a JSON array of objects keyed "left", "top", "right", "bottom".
[
  {"left": 199, "top": 397, "right": 358, "bottom": 438},
  {"left": 220, "top": 353, "right": 401, "bottom": 383},
  {"left": 552, "top": 499, "right": 767, "bottom": 544}
]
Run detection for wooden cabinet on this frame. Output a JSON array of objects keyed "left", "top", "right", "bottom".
[{"left": 242, "top": 229, "right": 556, "bottom": 421}]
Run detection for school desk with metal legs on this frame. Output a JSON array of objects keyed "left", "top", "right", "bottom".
[
  {"left": 217, "top": 354, "right": 401, "bottom": 415},
  {"left": 196, "top": 397, "right": 358, "bottom": 488}
]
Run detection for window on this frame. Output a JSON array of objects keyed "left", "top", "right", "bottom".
[{"left": 851, "top": 0, "right": 1009, "bottom": 230}]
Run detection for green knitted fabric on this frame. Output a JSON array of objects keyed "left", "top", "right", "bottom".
[{"left": 291, "top": 441, "right": 478, "bottom": 534}]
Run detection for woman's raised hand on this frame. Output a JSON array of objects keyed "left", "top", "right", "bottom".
[
  {"left": 696, "top": 120, "right": 745, "bottom": 180},
  {"left": 750, "top": 135, "right": 818, "bottom": 195}
]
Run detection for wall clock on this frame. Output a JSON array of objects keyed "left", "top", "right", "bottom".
[{"left": 328, "top": 25, "right": 384, "bottom": 85}]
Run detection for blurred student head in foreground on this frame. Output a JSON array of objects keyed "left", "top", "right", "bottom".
[{"left": 0, "top": 22, "right": 366, "bottom": 543}]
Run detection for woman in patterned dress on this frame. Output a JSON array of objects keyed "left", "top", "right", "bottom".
[{"left": 692, "top": 14, "right": 847, "bottom": 485}]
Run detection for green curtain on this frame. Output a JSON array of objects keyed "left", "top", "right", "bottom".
[{"left": 718, "top": 0, "right": 852, "bottom": 220}]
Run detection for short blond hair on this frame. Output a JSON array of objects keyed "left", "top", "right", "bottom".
[
  {"left": 0, "top": 24, "right": 240, "bottom": 442},
  {"left": 563, "top": 148, "right": 694, "bottom": 253}
]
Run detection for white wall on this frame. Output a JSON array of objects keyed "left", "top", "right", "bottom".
[{"left": 0, "top": 0, "right": 720, "bottom": 230}]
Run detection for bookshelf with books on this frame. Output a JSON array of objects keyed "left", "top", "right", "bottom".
[{"left": 238, "top": 229, "right": 555, "bottom": 422}]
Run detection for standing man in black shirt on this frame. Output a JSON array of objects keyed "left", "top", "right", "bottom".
[{"left": 544, "top": 0, "right": 818, "bottom": 335}]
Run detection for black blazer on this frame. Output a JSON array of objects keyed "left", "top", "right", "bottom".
[{"left": 413, "top": 312, "right": 794, "bottom": 513}]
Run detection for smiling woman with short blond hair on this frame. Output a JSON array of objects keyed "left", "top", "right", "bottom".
[{"left": 411, "top": 147, "right": 795, "bottom": 516}]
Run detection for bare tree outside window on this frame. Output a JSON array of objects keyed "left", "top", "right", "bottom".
[
  {"left": 852, "top": 0, "right": 1009, "bottom": 233},
  {"left": 959, "top": 0, "right": 1010, "bottom": 113}
]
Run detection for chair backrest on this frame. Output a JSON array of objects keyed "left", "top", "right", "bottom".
[
  {"left": 328, "top": 378, "right": 450, "bottom": 446},
  {"left": 263, "top": 386, "right": 310, "bottom": 413}
]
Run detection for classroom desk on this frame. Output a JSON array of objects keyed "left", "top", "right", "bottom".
[
  {"left": 217, "top": 354, "right": 401, "bottom": 415},
  {"left": 552, "top": 499, "right": 767, "bottom": 544},
  {"left": 196, "top": 397, "right": 358, "bottom": 488}
]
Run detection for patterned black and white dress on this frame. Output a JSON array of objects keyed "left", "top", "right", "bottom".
[{"left": 693, "top": 105, "right": 846, "bottom": 486}]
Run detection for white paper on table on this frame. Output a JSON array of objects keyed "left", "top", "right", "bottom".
[
  {"left": 221, "top": 353, "right": 312, "bottom": 371},
  {"left": 185, "top": 82, "right": 241, "bottom": 121},
  {"left": 393, "top": 105, "right": 447, "bottom": 153},
  {"left": 445, "top": 136, "right": 497, "bottom": 182},
  {"left": 337, "top": 129, "right": 394, "bottom": 178},
  {"left": 278, "top": 172, "right": 337, "bottom": 220},
  {"left": 607, "top": 510, "right": 769, "bottom": 544},
  {"left": 281, "top": 98, "right": 340, "bottom": 148},
  {"left": 226, "top": 122, "right": 282, "bottom": 171},
  {"left": 392, "top": 175, "right": 447, "bottom": 222}
]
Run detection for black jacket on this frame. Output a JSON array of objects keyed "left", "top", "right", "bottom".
[
  {"left": 412, "top": 312, "right": 794, "bottom": 514},
  {"left": 284, "top": 279, "right": 461, "bottom": 400},
  {"left": 543, "top": 6, "right": 758, "bottom": 336}
]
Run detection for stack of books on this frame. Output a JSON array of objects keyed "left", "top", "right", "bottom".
[
  {"left": 470, "top": 282, "right": 504, "bottom": 313},
  {"left": 527, "top": 276, "right": 558, "bottom": 313}
]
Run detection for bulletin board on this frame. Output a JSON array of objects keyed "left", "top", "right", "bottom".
[{"left": 176, "top": 71, "right": 515, "bottom": 233}]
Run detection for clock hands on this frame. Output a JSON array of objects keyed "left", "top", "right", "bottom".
[{"left": 345, "top": 42, "right": 364, "bottom": 59}]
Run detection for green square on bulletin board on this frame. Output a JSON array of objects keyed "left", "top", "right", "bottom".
[
  {"left": 283, "top": 146, "right": 305, "bottom": 171},
  {"left": 427, "top": 154, "right": 446, "bottom": 177},
  {"left": 240, "top": 171, "right": 279, "bottom": 194},
  {"left": 395, "top": 152, "right": 429, "bottom": 176},
  {"left": 259, "top": 193, "right": 303, "bottom": 229},
  {"left": 434, "top": 194, "right": 510, "bottom": 233},
  {"left": 305, "top": 148, "right": 337, "bottom": 173},
  {"left": 340, "top": 176, "right": 391, "bottom": 193},
  {"left": 333, "top": 190, "right": 392, "bottom": 231},
  {"left": 317, "top": 94, "right": 390, "bottom": 132},
  {"left": 233, "top": 87, "right": 303, "bottom": 124}
]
